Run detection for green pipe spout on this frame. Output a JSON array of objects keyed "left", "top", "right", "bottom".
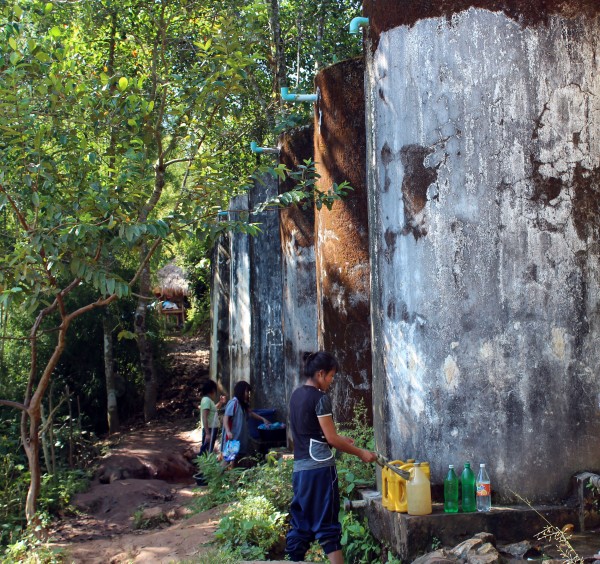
[
  {"left": 349, "top": 16, "right": 369, "bottom": 34},
  {"left": 250, "top": 141, "right": 279, "bottom": 154},
  {"left": 281, "top": 87, "right": 317, "bottom": 103}
]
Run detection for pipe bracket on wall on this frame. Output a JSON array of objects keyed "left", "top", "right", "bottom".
[
  {"left": 349, "top": 16, "right": 369, "bottom": 34},
  {"left": 250, "top": 141, "right": 280, "bottom": 154},
  {"left": 281, "top": 86, "right": 317, "bottom": 103}
]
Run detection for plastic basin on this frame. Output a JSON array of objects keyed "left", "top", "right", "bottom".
[{"left": 248, "top": 408, "right": 276, "bottom": 439}]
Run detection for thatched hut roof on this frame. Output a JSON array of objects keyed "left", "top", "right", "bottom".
[{"left": 154, "top": 263, "right": 189, "bottom": 298}]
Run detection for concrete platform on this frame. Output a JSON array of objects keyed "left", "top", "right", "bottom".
[{"left": 357, "top": 490, "right": 600, "bottom": 562}]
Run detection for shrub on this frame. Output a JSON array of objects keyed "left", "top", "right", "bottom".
[
  {"left": 2, "top": 531, "right": 64, "bottom": 564},
  {"left": 0, "top": 454, "right": 28, "bottom": 547},
  {"left": 215, "top": 494, "right": 286, "bottom": 560},
  {"left": 340, "top": 511, "right": 381, "bottom": 564},
  {"left": 38, "top": 469, "right": 91, "bottom": 516},
  {"left": 337, "top": 398, "right": 376, "bottom": 498},
  {"left": 236, "top": 452, "right": 293, "bottom": 512},
  {"left": 191, "top": 453, "right": 243, "bottom": 512}
]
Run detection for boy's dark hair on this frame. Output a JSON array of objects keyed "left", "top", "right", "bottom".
[
  {"left": 201, "top": 379, "right": 218, "bottom": 397},
  {"left": 302, "top": 351, "right": 339, "bottom": 379},
  {"left": 233, "top": 380, "right": 252, "bottom": 411}
]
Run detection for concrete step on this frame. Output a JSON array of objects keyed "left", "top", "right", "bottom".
[{"left": 358, "top": 490, "right": 600, "bottom": 562}]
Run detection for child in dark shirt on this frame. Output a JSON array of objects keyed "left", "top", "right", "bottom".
[{"left": 286, "top": 351, "right": 377, "bottom": 564}]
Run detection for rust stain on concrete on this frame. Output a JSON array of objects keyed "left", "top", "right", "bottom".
[
  {"left": 572, "top": 162, "right": 600, "bottom": 241},
  {"left": 279, "top": 125, "right": 315, "bottom": 248},
  {"left": 400, "top": 144, "right": 438, "bottom": 240},
  {"left": 363, "top": 0, "right": 600, "bottom": 50},
  {"left": 314, "top": 58, "right": 373, "bottom": 423}
]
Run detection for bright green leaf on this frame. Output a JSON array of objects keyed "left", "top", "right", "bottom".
[
  {"left": 35, "top": 51, "right": 51, "bottom": 63},
  {"left": 117, "top": 330, "right": 136, "bottom": 341}
]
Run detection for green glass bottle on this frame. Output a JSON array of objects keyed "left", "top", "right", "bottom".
[
  {"left": 444, "top": 464, "right": 459, "bottom": 513},
  {"left": 461, "top": 462, "right": 476, "bottom": 512}
]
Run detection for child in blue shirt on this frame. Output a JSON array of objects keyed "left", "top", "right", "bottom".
[{"left": 222, "top": 380, "right": 269, "bottom": 463}]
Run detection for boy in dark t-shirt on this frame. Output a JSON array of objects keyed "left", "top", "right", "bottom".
[
  {"left": 289, "top": 385, "right": 335, "bottom": 471},
  {"left": 285, "top": 352, "right": 376, "bottom": 564}
]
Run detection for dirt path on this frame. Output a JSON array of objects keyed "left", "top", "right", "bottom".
[{"left": 49, "top": 333, "right": 225, "bottom": 563}]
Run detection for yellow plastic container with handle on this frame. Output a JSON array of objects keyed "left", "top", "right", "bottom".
[
  {"left": 382, "top": 459, "right": 429, "bottom": 513},
  {"left": 382, "top": 460, "right": 405, "bottom": 510}
]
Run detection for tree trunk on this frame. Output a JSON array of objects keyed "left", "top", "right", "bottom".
[
  {"left": 23, "top": 419, "right": 41, "bottom": 526},
  {"left": 22, "top": 324, "right": 70, "bottom": 524},
  {"left": 295, "top": 14, "right": 303, "bottom": 89},
  {"left": 103, "top": 315, "right": 120, "bottom": 433},
  {"left": 49, "top": 385, "right": 56, "bottom": 472},
  {"left": 67, "top": 386, "right": 73, "bottom": 468},
  {"left": 135, "top": 256, "right": 158, "bottom": 421},
  {"left": 315, "top": 1, "right": 327, "bottom": 71},
  {"left": 267, "top": 0, "right": 287, "bottom": 93},
  {"left": 40, "top": 403, "right": 52, "bottom": 475}
]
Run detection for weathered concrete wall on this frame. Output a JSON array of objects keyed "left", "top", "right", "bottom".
[
  {"left": 363, "top": 0, "right": 600, "bottom": 49},
  {"left": 365, "top": 5, "right": 600, "bottom": 501},
  {"left": 228, "top": 194, "right": 251, "bottom": 396},
  {"left": 314, "top": 59, "right": 373, "bottom": 424},
  {"left": 249, "top": 175, "right": 286, "bottom": 415},
  {"left": 279, "top": 126, "right": 319, "bottom": 414},
  {"left": 209, "top": 231, "right": 231, "bottom": 394}
]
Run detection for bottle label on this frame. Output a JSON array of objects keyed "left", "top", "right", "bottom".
[{"left": 476, "top": 482, "right": 491, "bottom": 496}]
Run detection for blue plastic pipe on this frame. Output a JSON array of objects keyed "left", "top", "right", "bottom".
[
  {"left": 250, "top": 141, "right": 279, "bottom": 154},
  {"left": 281, "top": 87, "right": 317, "bottom": 103},
  {"left": 349, "top": 16, "right": 369, "bottom": 34}
]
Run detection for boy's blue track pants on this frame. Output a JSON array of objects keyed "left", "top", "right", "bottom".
[{"left": 285, "top": 465, "right": 342, "bottom": 561}]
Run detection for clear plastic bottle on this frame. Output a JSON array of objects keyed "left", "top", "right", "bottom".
[
  {"left": 444, "top": 464, "right": 459, "bottom": 513},
  {"left": 476, "top": 463, "right": 491, "bottom": 512},
  {"left": 461, "top": 462, "right": 476, "bottom": 512}
]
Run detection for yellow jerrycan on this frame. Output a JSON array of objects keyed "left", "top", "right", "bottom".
[
  {"left": 382, "top": 459, "right": 422, "bottom": 512},
  {"left": 407, "top": 462, "right": 432, "bottom": 515},
  {"left": 382, "top": 460, "right": 405, "bottom": 511}
]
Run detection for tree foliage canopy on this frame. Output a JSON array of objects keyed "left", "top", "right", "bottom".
[{"left": 0, "top": 0, "right": 364, "bottom": 525}]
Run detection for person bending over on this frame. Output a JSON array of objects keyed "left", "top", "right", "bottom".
[{"left": 222, "top": 380, "right": 269, "bottom": 462}]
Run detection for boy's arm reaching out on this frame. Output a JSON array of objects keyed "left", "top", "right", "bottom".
[{"left": 318, "top": 415, "right": 376, "bottom": 463}]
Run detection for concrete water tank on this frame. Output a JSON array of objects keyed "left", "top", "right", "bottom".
[{"left": 364, "top": 0, "right": 600, "bottom": 501}]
